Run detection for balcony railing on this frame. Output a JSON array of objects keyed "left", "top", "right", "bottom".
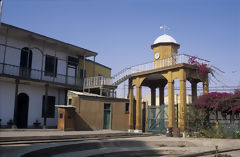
[
  {"left": 0, "top": 44, "right": 83, "bottom": 88},
  {"left": 84, "top": 76, "right": 112, "bottom": 88},
  {"left": 0, "top": 63, "right": 83, "bottom": 87}
]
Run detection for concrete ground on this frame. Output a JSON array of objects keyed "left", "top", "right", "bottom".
[
  {"left": 0, "top": 129, "right": 127, "bottom": 138},
  {"left": 1, "top": 129, "right": 240, "bottom": 157}
]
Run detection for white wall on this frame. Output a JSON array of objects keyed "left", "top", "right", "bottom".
[
  {"left": 0, "top": 29, "right": 80, "bottom": 127},
  {"left": 0, "top": 81, "right": 15, "bottom": 125},
  {"left": 0, "top": 80, "right": 66, "bottom": 127}
]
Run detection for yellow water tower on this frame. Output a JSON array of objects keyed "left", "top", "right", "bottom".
[{"left": 151, "top": 34, "right": 180, "bottom": 68}]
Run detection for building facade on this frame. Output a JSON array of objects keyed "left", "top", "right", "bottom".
[
  {"left": 0, "top": 23, "right": 111, "bottom": 128},
  {"left": 68, "top": 91, "right": 129, "bottom": 131}
]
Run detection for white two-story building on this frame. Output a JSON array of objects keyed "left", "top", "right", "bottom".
[{"left": 0, "top": 23, "right": 100, "bottom": 128}]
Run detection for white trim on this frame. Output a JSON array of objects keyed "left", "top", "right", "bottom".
[
  {"left": 128, "top": 129, "right": 134, "bottom": 133},
  {"left": 133, "top": 129, "right": 142, "bottom": 133}
]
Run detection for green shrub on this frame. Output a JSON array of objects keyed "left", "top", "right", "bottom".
[
  {"left": 235, "top": 131, "right": 240, "bottom": 138},
  {"left": 186, "top": 104, "right": 240, "bottom": 138}
]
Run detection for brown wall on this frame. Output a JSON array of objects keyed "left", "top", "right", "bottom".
[
  {"left": 57, "top": 108, "right": 65, "bottom": 130},
  {"left": 57, "top": 107, "right": 76, "bottom": 131},
  {"left": 153, "top": 44, "right": 179, "bottom": 61},
  {"left": 72, "top": 95, "right": 129, "bottom": 131}
]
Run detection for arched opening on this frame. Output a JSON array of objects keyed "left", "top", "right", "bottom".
[
  {"left": 20, "top": 47, "right": 32, "bottom": 77},
  {"left": 16, "top": 93, "right": 29, "bottom": 128}
]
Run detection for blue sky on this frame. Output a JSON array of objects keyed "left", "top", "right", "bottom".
[{"left": 2, "top": 0, "right": 240, "bottom": 95}]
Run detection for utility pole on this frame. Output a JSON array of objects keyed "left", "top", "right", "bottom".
[
  {"left": 123, "top": 81, "right": 126, "bottom": 98},
  {"left": 0, "top": 0, "right": 4, "bottom": 27}
]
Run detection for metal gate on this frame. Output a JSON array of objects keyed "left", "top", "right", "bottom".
[{"left": 147, "top": 105, "right": 168, "bottom": 133}]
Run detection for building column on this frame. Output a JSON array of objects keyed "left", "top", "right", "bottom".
[
  {"left": 135, "top": 85, "right": 142, "bottom": 132},
  {"left": 128, "top": 85, "right": 134, "bottom": 132},
  {"left": 168, "top": 81, "right": 174, "bottom": 128},
  {"left": 13, "top": 79, "right": 20, "bottom": 128},
  {"left": 203, "top": 78, "right": 209, "bottom": 94},
  {"left": 179, "top": 79, "right": 187, "bottom": 132},
  {"left": 43, "top": 84, "right": 49, "bottom": 128},
  {"left": 82, "top": 55, "right": 86, "bottom": 91},
  {"left": 2, "top": 26, "right": 9, "bottom": 73},
  {"left": 93, "top": 56, "right": 96, "bottom": 77},
  {"left": 159, "top": 86, "right": 164, "bottom": 105},
  {"left": 150, "top": 87, "right": 156, "bottom": 106},
  {"left": 41, "top": 41, "right": 45, "bottom": 80},
  {"left": 191, "top": 81, "right": 198, "bottom": 103}
]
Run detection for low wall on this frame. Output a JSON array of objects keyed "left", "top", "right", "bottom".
[{"left": 72, "top": 95, "right": 129, "bottom": 131}]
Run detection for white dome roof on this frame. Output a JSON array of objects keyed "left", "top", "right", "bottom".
[{"left": 153, "top": 34, "right": 177, "bottom": 45}]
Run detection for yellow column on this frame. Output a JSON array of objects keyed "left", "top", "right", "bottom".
[
  {"left": 203, "top": 78, "right": 209, "bottom": 94},
  {"left": 135, "top": 85, "right": 142, "bottom": 132},
  {"left": 128, "top": 85, "right": 134, "bottom": 131},
  {"left": 159, "top": 86, "right": 164, "bottom": 105},
  {"left": 151, "top": 87, "right": 156, "bottom": 106},
  {"left": 168, "top": 81, "right": 174, "bottom": 128},
  {"left": 179, "top": 79, "right": 187, "bottom": 132},
  {"left": 191, "top": 81, "right": 197, "bottom": 103}
]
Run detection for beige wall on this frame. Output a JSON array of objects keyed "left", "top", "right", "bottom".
[
  {"left": 79, "top": 59, "right": 111, "bottom": 78},
  {"left": 72, "top": 95, "right": 129, "bottom": 131},
  {"left": 143, "top": 93, "right": 192, "bottom": 106},
  {"left": 153, "top": 44, "right": 179, "bottom": 61}
]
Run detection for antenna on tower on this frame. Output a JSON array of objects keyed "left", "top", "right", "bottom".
[{"left": 160, "top": 25, "right": 170, "bottom": 34}]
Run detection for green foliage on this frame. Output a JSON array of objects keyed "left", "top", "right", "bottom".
[
  {"left": 186, "top": 104, "right": 211, "bottom": 137},
  {"left": 201, "top": 124, "right": 237, "bottom": 138},
  {"left": 235, "top": 131, "right": 240, "bottom": 138},
  {"left": 186, "top": 104, "right": 240, "bottom": 139}
]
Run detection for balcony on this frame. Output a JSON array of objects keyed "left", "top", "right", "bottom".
[
  {"left": 84, "top": 76, "right": 113, "bottom": 88},
  {"left": 0, "top": 63, "right": 83, "bottom": 87},
  {"left": 0, "top": 44, "right": 83, "bottom": 88}
]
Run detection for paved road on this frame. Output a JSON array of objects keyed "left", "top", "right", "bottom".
[
  {"left": 0, "top": 129, "right": 127, "bottom": 138},
  {"left": 1, "top": 130, "right": 240, "bottom": 157}
]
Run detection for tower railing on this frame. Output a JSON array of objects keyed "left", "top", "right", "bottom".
[
  {"left": 76, "top": 54, "right": 210, "bottom": 88},
  {"left": 111, "top": 54, "right": 210, "bottom": 86}
]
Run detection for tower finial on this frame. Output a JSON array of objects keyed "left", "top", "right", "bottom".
[{"left": 160, "top": 25, "right": 170, "bottom": 34}]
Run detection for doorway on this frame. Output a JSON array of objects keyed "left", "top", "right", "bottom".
[
  {"left": 103, "top": 103, "right": 111, "bottom": 129},
  {"left": 16, "top": 93, "right": 29, "bottom": 128},
  {"left": 20, "top": 47, "right": 32, "bottom": 77}
]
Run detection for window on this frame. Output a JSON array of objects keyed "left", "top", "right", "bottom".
[
  {"left": 42, "top": 96, "right": 56, "bottom": 118},
  {"left": 68, "top": 98, "right": 72, "bottom": 105},
  {"left": 104, "top": 103, "right": 111, "bottom": 110},
  {"left": 20, "top": 47, "right": 32, "bottom": 69},
  {"left": 68, "top": 56, "right": 78, "bottom": 67},
  {"left": 45, "top": 55, "right": 58, "bottom": 77},
  {"left": 125, "top": 103, "right": 129, "bottom": 114},
  {"left": 19, "top": 47, "right": 32, "bottom": 77}
]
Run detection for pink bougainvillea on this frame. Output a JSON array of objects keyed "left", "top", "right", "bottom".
[
  {"left": 195, "top": 91, "right": 240, "bottom": 116},
  {"left": 188, "top": 56, "right": 198, "bottom": 65},
  {"left": 233, "top": 106, "right": 240, "bottom": 114},
  {"left": 188, "top": 56, "right": 210, "bottom": 74},
  {"left": 199, "top": 64, "right": 208, "bottom": 73}
]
